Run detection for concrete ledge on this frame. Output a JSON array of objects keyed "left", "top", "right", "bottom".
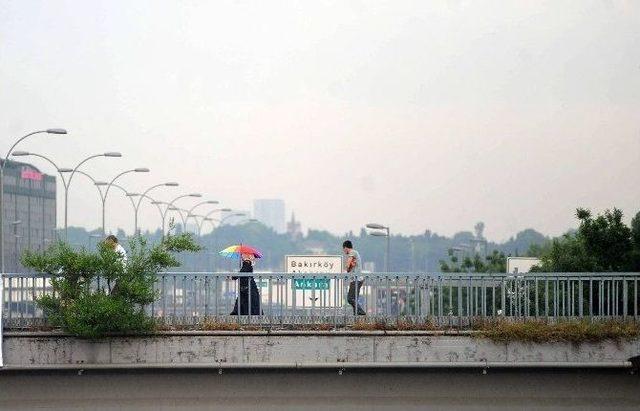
[
  {"left": 1, "top": 361, "right": 634, "bottom": 372},
  {"left": 2, "top": 332, "right": 639, "bottom": 370}
]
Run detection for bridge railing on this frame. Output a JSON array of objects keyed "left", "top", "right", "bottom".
[{"left": 2, "top": 272, "right": 639, "bottom": 328}]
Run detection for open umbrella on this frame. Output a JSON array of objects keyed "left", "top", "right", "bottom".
[{"left": 219, "top": 244, "right": 263, "bottom": 259}]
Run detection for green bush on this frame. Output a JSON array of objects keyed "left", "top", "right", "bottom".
[
  {"left": 473, "top": 319, "right": 640, "bottom": 344},
  {"left": 21, "top": 231, "right": 201, "bottom": 338}
]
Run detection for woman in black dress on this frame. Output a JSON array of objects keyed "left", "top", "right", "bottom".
[{"left": 230, "top": 257, "right": 261, "bottom": 315}]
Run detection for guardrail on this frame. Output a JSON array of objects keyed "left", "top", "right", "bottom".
[{"left": 2, "top": 272, "right": 639, "bottom": 328}]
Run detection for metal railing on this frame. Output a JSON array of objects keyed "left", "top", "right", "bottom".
[{"left": 2, "top": 272, "right": 639, "bottom": 329}]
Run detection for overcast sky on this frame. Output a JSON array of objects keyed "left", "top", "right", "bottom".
[{"left": 1, "top": 1, "right": 638, "bottom": 241}]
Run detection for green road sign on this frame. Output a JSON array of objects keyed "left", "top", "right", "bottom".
[{"left": 292, "top": 278, "right": 330, "bottom": 290}]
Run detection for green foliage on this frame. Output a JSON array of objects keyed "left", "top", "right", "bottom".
[
  {"left": 440, "top": 249, "right": 507, "bottom": 273},
  {"left": 65, "top": 222, "right": 548, "bottom": 273},
  {"left": 630, "top": 212, "right": 640, "bottom": 270},
  {"left": 21, "top": 232, "right": 201, "bottom": 338},
  {"left": 475, "top": 319, "right": 640, "bottom": 344},
  {"left": 532, "top": 208, "right": 640, "bottom": 272},
  {"left": 161, "top": 318, "right": 639, "bottom": 344}
]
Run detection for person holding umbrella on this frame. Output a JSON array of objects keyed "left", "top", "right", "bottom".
[{"left": 220, "top": 245, "right": 262, "bottom": 316}]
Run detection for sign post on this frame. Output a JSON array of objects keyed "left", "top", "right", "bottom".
[
  {"left": 285, "top": 255, "right": 343, "bottom": 308},
  {"left": 285, "top": 255, "right": 343, "bottom": 275}
]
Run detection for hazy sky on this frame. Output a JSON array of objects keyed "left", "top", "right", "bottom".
[{"left": 1, "top": 1, "right": 639, "bottom": 241}]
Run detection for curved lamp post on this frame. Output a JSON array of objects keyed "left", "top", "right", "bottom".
[
  {"left": 96, "top": 181, "right": 141, "bottom": 235},
  {"left": 1, "top": 128, "right": 67, "bottom": 272},
  {"left": 147, "top": 199, "right": 171, "bottom": 235},
  {"left": 160, "top": 193, "right": 201, "bottom": 237},
  {"left": 59, "top": 152, "right": 122, "bottom": 239},
  {"left": 67, "top": 169, "right": 104, "bottom": 201},
  {"left": 61, "top": 169, "right": 137, "bottom": 237},
  {"left": 196, "top": 208, "right": 233, "bottom": 235},
  {"left": 196, "top": 208, "right": 232, "bottom": 235},
  {"left": 201, "top": 213, "right": 247, "bottom": 272},
  {"left": 366, "top": 223, "right": 390, "bottom": 272},
  {"left": 182, "top": 200, "right": 219, "bottom": 232},
  {"left": 131, "top": 182, "right": 179, "bottom": 235},
  {"left": 100, "top": 168, "right": 150, "bottom": 235},
  {"left": 11, "top": 151, "right": 69, "bottom": 250}
]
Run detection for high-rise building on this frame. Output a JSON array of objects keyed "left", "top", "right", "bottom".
[
  {"left": 1, "top": 159, "right": 57, "bottom": 272},
  {"left": 253, "top": 199, "right": 285, "bottom": 233}
]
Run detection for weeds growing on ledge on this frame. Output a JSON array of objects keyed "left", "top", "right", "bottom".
[
  {"left": 150, "top": 318, "right": 640, "bottom": 344},
  {"left": 473, "top": 319, "right": 640, "bottom": 344},
  {"left": 20, "top": 317, "right": 639, "bottom": 344}
]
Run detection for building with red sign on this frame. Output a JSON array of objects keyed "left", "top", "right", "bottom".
[{"left": 1, "top": 159, "right": 57, "bottom": 272}]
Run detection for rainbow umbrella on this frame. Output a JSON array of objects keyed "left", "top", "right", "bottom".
[{"left": 219, "top": 244, "right": 263, "bottom": 259}]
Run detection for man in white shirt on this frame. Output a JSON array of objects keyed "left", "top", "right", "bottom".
[
  {"left": 343, "top": 240, "right": 365, "bottom": 315},
  {"left": 105, "top": 235, "right": 127, "bottom": 265}
]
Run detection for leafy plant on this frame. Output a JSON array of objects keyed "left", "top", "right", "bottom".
[
  {"left": 531, "top": 208, "right": 640, "bottom": 272},
  {"left": 21, "top": 230, "right": 201, "bottom": 338},
  {"left": 440, "top": 249, "right": 507, "bottom": 273},
  {"left": 474, "top": 319, "right": 640, "bottom": 344}
]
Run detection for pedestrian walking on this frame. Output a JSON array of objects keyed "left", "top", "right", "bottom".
[
  {"left": 343, "top": 240, "right": 365, "bottom": 315},
  {"left": 230, "top": 255, "right": 262, "bottom": 315},
  {"left": 104, "top": 234, "right": 127, "bottom": 264}
]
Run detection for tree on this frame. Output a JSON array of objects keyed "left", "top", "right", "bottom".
[
  {"left": 628, "top": 211, "right": 640, "bottom": 271},
  {"left": 533, "top": 208, "right": 637, "bottom": 272},
  {"left": 21, "top": 230, "right": 201, "bottom": 338},
  {"left": 440, "top": 249, "right": 506, "bottom": 273}
]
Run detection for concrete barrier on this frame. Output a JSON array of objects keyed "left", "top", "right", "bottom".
[{"left": 2, "top": 331, "right": 638, "bottom": 370}]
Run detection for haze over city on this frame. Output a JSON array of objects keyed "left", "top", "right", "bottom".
[{"left": 1, "top": 1, "right": 638, "bottom": 241}]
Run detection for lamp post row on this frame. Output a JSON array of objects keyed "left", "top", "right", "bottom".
[
  {"left": 1, "top": 129, "right": 238, "bottom": 273},
  {"left": 1, "top": 129, "right": 67, "bottom": 273}
]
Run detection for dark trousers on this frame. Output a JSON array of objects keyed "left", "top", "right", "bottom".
[{"left": 347, "top": 280, "right": 366, "bottom": 315}]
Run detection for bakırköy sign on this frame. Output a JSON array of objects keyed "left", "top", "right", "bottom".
[{"left": 285, "top": 255, "right": 343, "bottom": 290}]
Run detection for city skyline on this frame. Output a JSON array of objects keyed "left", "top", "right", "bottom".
[{"left": 1, "top": 1, "right": 638, "bottom": 242}]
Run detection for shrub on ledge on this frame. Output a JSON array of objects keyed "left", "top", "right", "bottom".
[
  {"left": 21, "top": 232, "right": 201, "bottom": 339},
  {"left": 473, "top": 319, "right": 640, "bottom": 344},
  {"left": 159, "top": 318, "right": 639, "bottom": 344}
]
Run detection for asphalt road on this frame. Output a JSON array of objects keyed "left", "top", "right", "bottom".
[{"left": 0, "top": 369, "right": 639, "bottom": 410}]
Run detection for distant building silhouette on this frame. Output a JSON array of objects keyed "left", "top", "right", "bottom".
[
  {"left": 287, "top": 212, "right": 302, "bottom": 240},
  {"left": 0, "top": 159, "right": 57, "bottom": 272},
  {"left": 253, "top": 199, "right": 285, "bottom": 233}
]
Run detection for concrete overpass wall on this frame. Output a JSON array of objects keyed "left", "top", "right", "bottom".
[
  {"left": 2, "top": 331, "right": 638, "bottom": 369},
  {"left": 1, "top": 332, "right": 639, "bottom": 410}
]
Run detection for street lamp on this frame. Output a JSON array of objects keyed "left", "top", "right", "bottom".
[
  {"left": 11, "top": 220, "right": 21, "bottom": 271},
  {"left": 220, "top": 213, "right": 246, "bottom": 226},
  {"left": 203, "top": 212, "right": 245, "bottom": 272},
  {"left": 11, "top": 151, "right": 70, "bottom": 253},
  {"left": 182, "top": 200, "right": 219, "bottom": 233},
  {"left": 59, "top": 152, "right": 122, "bottom": 239},
  {"left": 131, "top": 182, "right": 179, "bottom": 235},
  {"left": 366, "top": 223, "right": 390, "bottom": 272},
  {"left": 144, "top": 199, "right": 178, "bottom": 237},
  {"left": 161, "top": 193, "right": 202, "bottom": 237},
  {"left": 197, "top": 207, "right": 233, "bottom": 235},
  {"left": 102, "top": 182, "right": 141, "bottom": 233},
  {"left": 100, "top": 168, "right": 150, "bottom": 235},
  {"left": 1, "top": 128, "right": 67, "bottom": 273}
]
